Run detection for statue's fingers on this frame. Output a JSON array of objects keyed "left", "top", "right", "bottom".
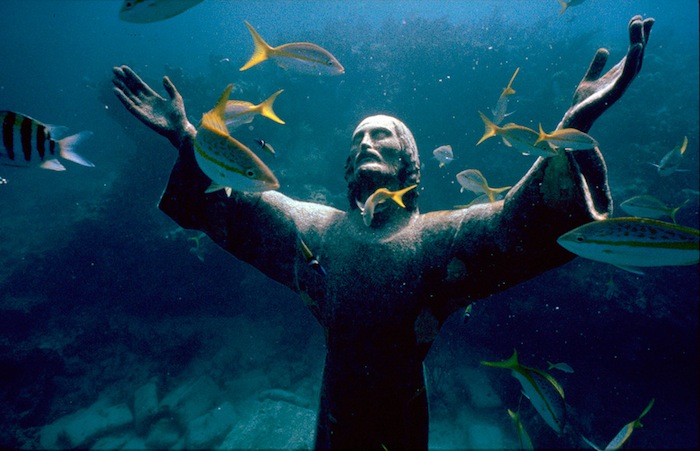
[
  {"left": 628, "top": 17, "right": 643, "bottom": 47},
  {"left": 642, "top": 18, "right": 654, "bottom": 45},
  {"left": 620, "top": 43, "right": 643, "bottom": 84},
  {"left": 584, "top": 48, "right": 609, "bottom": 81},
  {"left": 112, "top": 86, "right": 135, "bottom": 111},
  {"left": 162, "top": 76, "right": 181, "bottom": 102}
]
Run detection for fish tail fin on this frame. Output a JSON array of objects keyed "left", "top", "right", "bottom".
[
  {"left": 557, "top": 0, "right": 568, "bottom": 16},
  {"left": 258, "top": 89, "right": 285, "bottom": 124},
  {"left": 671, "top": 198, "right": 690, "bottom": 224},
  {"left": 203, "top": 84, "right": 234, "bottom": 134},
  {"left": 58, "top": 130, "right": 94, "bottom": 167},
  {"left": 476, "top": 111, "right": 498, "bottom": 145},
  {"left": 500, "top": 68, "right": 519, "bottom": 97},
  {"left": 481, "top": 348, "right": 519, "bottom": 369},
  {"left": 490, "top": 185, "right": 512, "bottom": 201},
  {"left": 680, "top": 135, "right": 688, "bottom": 155},
  {"left": 635, "top": 398, "right": 655, "bottom": 427},
  {"left": 240, "top": 21, "right": 272, "bottom": 71},
  {"left": 391, "top": 184, "right": 418, "bottom": 208},
  {"left": 534, "top": 123, "right": 547, "bottom": 145}
]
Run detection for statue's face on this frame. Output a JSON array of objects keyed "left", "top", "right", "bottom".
[{"left": 349, "top": 115, "right": 404, "bottom": 184}]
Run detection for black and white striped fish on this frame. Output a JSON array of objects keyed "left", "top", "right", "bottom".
[{"left": 1, "top": 111, "right": 94, "bottom": 171}]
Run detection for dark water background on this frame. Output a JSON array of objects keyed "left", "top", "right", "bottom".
[{"left": 1, "top": 0, "right": 698, "bottom": 449}]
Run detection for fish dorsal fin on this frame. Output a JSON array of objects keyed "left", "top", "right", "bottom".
[
  {"left": 240, "top": 21, "right": 273, "bottom": 71},
  {"left": 202, "top": 84, "right": 234, "bottom": 135}
]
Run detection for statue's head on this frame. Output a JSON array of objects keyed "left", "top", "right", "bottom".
[{"left": 344, "top": 115, "right": 420, "bottom": 211}]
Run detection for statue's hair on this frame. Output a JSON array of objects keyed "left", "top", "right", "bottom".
[{"left": 344, "top": 115, "right": 421, "bottom": 211}]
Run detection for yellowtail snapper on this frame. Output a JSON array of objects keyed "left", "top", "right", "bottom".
[
  {"left": 240, "top": 21, "right": 344, "bottom": 75},
  {"left": 357, "top": 185, "right": 417, "bottom": 227},
  {"left": 557, "top": 217, "right": 699, "bottom": 273},
  {"left": 476, "top": 112, "right": 557, "bottom": 157},
  {"left": 620, "top": 195, "right": 686, "bottom": 224},
  {"left": 119, "top": 0, "right": 204, "bottom": 23},
  {"left": 507, "top": 408, "right": 534, "bottom": 451},
  {"left": 299, "top": 235, "right": 326, "bottom": 276},
  {"left": 651, "top": 136, "right": 688, "bottom": 176},
  {"left": 491, "top": 67, "right": 519, "bottom": 125},
  {"left": 535, "top": 124, "right": 598, "bottom": 150},
  {"left": 581, "top": 398, "right": 654, "bottom": 451},
  {"left": 482, "top": 349, "right": 567, "bottom": 434},
  {"left": 194, "top": 84, "right": 279, "bottom": 196},
  {"left": 456, "top": 169, "right": 511, "bottom": 202},
  {"left": 1, "top": 111, "right": 93, "bottom": 171},
  {"left": 224, "top": 89, "right": 285, "bottom": 131}
]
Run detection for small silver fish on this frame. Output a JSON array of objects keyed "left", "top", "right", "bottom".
[
  {"left": 547, "top": 361, "right": 574, "bottom": 373},
  {"left": 254, "top": 139, "right": 276, "bottom": 158},
  {"left": 432, "top": 145, "right": 454, "bottom": 168}
]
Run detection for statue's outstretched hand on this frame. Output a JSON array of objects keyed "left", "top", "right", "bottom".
[
  {"left": 112, "top": 65, "right": 195, "bottom": 148},
  {"left": 562, "top": 15, "right": 654, "bottom": 132}
]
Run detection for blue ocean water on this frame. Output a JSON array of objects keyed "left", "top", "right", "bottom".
[{"left": 1, "top": 0, "right": 698, "bottom": 449}]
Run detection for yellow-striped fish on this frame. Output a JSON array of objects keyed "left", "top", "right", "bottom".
[
  {"left": 194, "top": 84, "right": 279, "bottom": 196},
  {"left": 224, "top": 89, "right": 285, "bottom": 131},
  {"left": 557, "top": 0, "right": 587, "bottom": 16},
  {"left": 357, "top": 185, "right": 417, "bottom": 227},
  {"left": 535, "top": 124, "right": 598, "bottom": 150},
  {"left": 1, "top": 111, "right": 93, "bottom": 171},
  {"left": 119, "top": 0, "right": 204, "bottom": 23},
  {"left": 603, "top": 398, "right": 655, "bottom": 450},
  {"left": 299, "top": 234, "right": 326, "bottom": 276},
  {"left": 476, "top": 112, "right": 557, "bottom": 158},
  {"left": 581, "top": 399, "right": 654, "bottom": 451},
  {"left": 456, "top": 169, "right": 511, "bottom": 203},
  {"left": 557, "top": 218, "right": 699, "bottom": 272},
  {"left": 507, "top": 408, "right": 534, "bottom": 451},
  {"left": 492, "top": 67, "right": 520, "bottom": 125},
  {"left": 620, "top": 195, "right": 686, "bottom": 224},
  {"left": 240, "top": 21, "right": 344, "bottom": 75},
  {"left": 482, "top": 349, "right": 566, "bottom": 434},
  {"left": 652, "top": 136, "right": 688, "bottom": 176}
]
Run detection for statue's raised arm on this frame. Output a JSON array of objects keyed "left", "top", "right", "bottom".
[
  {"left": 561, "top": 15, "right": 654, "bottom": 132},
  {"left": 436, "top": 15, "right": 654, "bottom": 314},
  {"left": 112, "top": 66, "right": 340, "bottom": 295}
]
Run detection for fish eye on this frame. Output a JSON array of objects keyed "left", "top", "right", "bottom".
[
  {"left": 246, "top": 169, "right": 256, "bottom": 177},
  {"left": 575, "top": 235, "right": 585, "bottom": 242}
]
